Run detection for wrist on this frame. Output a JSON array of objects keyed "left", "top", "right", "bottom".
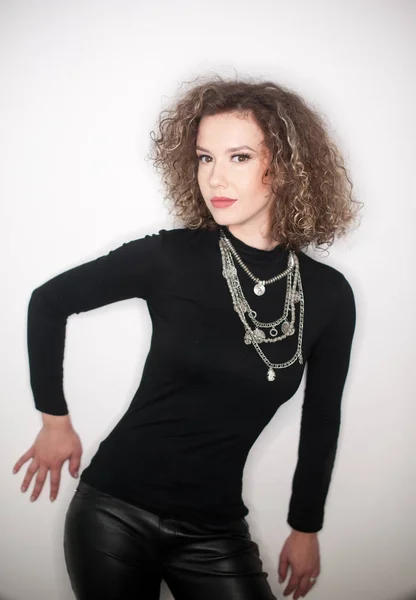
[
  {"left": 42, "top": 413, "right": 73, "bottom": 430},
  {"left": 290, "top": 528, "right": 318, "bottom": 537}
]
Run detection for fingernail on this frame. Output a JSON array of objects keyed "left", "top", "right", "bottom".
[
  {"left": 21, "top": 485, "right": 26, "bottom": 492},
  {"left": 30, "top": 495, "right": 35, "bottom": 501},
  {"left": 74, "top": 471, "right": 79, "bottom": 478},
  {"left": 12, "top": 467, "right": 17, "bottom": 474},
  {"left": 279, "top": 577, "right": 283, "bottom": 583},
  {"left": 50, "top": 496, "right": 55, "bottom": 502}
]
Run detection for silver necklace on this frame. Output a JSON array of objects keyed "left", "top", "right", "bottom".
[
  {"left": 219, "top": 229, "right": 304, "bottom": 381},
  {"left": 221, "top": 231, "right": 295, "bottom": 296}
]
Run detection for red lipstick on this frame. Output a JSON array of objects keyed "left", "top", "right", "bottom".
[{"left": 211, "top": 196, "right": 237, "bottom": 208}]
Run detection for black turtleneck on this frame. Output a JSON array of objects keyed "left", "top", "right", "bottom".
[{"left": 27, "top": 226, "right": 356, "bottom": 532}]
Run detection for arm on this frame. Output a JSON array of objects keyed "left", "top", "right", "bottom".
[
  {"left": 27, "top": 231, "right": 167, "bottom": 416},
  {"left": 15, "top": 231, "right": 167, "bottom": 502},
  {"left": 287, "top": 275, "right": 356, "bottom": 533}
]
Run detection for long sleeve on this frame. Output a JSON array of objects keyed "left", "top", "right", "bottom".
[
  {"left": 287, "top": 275, "right": 356, "bottom": 533},
  {"left": 27, "top": 231, "right": 167, "bottom": 416}
]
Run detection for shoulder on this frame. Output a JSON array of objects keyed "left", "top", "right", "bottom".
[
  {"left": 297, "top": 251, "right": 355, "bottom": 322},
  {"left": 133, "top": 227, "right": 207, "bottom": 246},
  {"left": 115, "top": 228, "right": 214, "bottom": 273},
  {"left": 298, "top": 253, "right": 356, "bottom": 356},
  {"left": 157, "top": 227, "right": 211, "bottom": 244},
  {"left": 119, "top": 227, "right": 204, "bottom": 255},
  {"left": 298, "top": 251, "right": 353, "bottom": 296},
  {"left": 134, "top": 227, "right": 214, "bottom": 257}
]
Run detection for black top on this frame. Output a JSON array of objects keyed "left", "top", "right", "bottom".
[{"left": 27, "top": 226, "right": 356, "bottom": 532}]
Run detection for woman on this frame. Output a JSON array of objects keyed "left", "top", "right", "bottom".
[{"left": 13, "top": 74, "right": 360, "bottom": 600}]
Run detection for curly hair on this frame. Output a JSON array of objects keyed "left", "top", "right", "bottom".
[{"left": 148, "top": 72, "right": 362, "bottom": 251}]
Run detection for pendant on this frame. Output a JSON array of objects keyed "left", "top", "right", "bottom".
[
  {"left": 244, "top": 331, "right": 252, "bottom": 345},
  {"left": 244, "top": 328, "right": 266, "bottom": 345},
  {"left": 254, "top": 282, "right": 265, "bottom": 296},
  {"left": 234, "top": 298, "right": 247, "bottom": 315},
  {"left": 253, "top": 328, "right": 266, "bottom": 343},
  {"left": 267, "top": 367, "right": 276, "bottom": 382}
]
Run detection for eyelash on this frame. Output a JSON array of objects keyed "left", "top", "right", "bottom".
[{"left": 197, "top": 153, "right": 252, "bottom": 164}]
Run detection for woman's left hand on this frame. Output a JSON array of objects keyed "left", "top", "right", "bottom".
[{"left": 277, "top": 529, "right": 321, "bottom": 599}]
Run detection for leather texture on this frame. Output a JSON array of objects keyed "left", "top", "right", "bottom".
[{"left": 64, "top": 481, "right": 277, "bottom": 599}]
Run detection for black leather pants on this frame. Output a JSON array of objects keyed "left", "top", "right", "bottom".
[{"left": 64, "top": 481, "right": 277, "bottom": 600}]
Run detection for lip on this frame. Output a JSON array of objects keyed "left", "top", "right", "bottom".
[{"left": 211, "top": 196, "right": 237, "bottom": 208}]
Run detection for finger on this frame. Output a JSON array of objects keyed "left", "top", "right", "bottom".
[
  {"left": 29, "top": 465, "right": 49, "bottom": 501},
  {"left": 278, "top": 554, "right": 289, "bottom": 583},
  {"left": 284, "top": 573, "right": 301, "bottom": 597},
  {"left": 20, "top": 458, "right": 39, "bottom": 493},
  {"left": 49, "top": 467, "right": 62, "bottom": 501},
  {"left": 293, "top": 575, "right": 313, "bottom": 599},
  {"left": 300, "top": 574, "right": 319, "bottom": 598},
  {"left": 13, "top": 447, "right": 34, "bottom": 474},
  {"left": 68, "top": 454, "right": 80, "bottom": 478}
]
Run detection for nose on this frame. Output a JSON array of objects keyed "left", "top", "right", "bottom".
[{"left": 208, "top": 159, "right": 229, "bottom": 188}]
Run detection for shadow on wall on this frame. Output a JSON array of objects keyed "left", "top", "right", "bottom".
[{"left": 394, "top": 591, "right": 416, "bottom": 600}]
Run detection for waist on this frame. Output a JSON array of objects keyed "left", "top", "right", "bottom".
[{"left": 79, "top": 463, "right": 248, "bottom": 524}]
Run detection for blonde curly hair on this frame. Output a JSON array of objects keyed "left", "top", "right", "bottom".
[{"left": 148, "top": 73, "right": 362, "bottom": 251}]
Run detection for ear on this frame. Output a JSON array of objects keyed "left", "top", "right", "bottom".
[{"left": 264, "top": 164, "right": 275, "bottom": 177}]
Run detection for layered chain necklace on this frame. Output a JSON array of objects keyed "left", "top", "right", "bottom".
[{"left": 219, "top": 228, "right": 304, "bottom": 381}]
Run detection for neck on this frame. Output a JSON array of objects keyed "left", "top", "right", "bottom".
[{"left": 227, "top": 224, "right": 279, "bottom": 252}]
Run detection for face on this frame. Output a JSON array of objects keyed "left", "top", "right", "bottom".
[{"left": 196, "top": 111, "right": 274, "bottom": 237}]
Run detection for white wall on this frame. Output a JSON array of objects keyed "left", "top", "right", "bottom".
[{"left": 1, "top": 1, "right": 415, "bottom": 599}]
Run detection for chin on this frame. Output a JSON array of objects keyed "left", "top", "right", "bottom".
[
  {"left": 210, "top": 216, "right": 231, "bottom": 226},
  {"left": 208, "top": 212, "right": 240, "bottom": 227}
]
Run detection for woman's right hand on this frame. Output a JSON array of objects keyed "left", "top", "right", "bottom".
[{"left": 13, "top": 415, "right": 83, "bottom": 502}]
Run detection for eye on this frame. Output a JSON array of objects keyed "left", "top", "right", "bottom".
[
  {"left": 197, "top": 154, "right": 212, "bottom": 163},
  {"left": 231, "top": 153, "right": 251, "bottom": 163},
  {"left": 196, "top": 153, "right": 252, "bottom": 163}
]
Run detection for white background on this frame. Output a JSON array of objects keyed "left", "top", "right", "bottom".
[{"left": 1, "top": 1, "right": 415, "bottom": 599}]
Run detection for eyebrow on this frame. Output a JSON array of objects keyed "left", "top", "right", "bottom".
[{"left": 195, "top": 145, "right": 257, "bottom": 153}]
